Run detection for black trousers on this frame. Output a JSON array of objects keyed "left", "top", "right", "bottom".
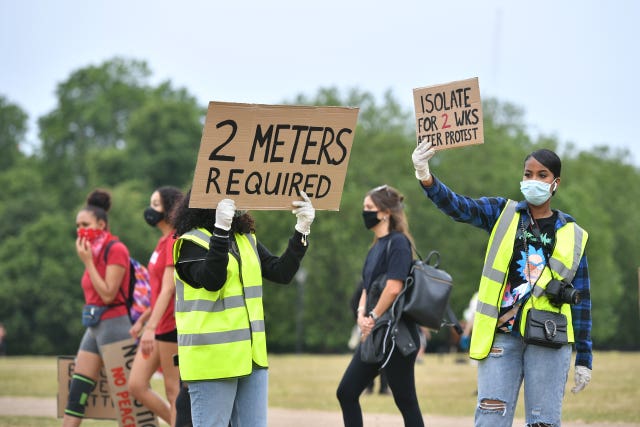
[
  {"left": 337, "top": 340, "right": 424, "bottom": 427},
  {"left": 175, "top": 381, "right": 193, "bottom": 427}
]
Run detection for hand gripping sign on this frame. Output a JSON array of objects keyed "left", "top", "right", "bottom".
[
  {"left": 413, "top": 77, "right": 484, "bottom": 150},
  {"left": 190, "top": 102, "right": 359, "bottom": 210}
]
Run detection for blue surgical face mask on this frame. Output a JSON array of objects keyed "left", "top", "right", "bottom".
[{"left": 520, "top": 179, "right": 556, "bottom": 206}]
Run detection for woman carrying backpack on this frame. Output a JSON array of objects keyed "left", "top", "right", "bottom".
[
  {"left": 411, "top": 144, "right": 592, "bottom": 427},
  {"left": 128, "top": 186, "right": 184, "bottom": 426},
  {"left": 62, "top": 189, "right": 133, "bottom": 427},
  {"left": 336, "top": 184, "right": 424, "bottom": 427}
]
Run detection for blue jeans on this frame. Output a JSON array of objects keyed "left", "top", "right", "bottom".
[
  {"left": 476, "top": 332, "right": 571, "bottom": 427},
  {"left": 188, "top": 367, "right": 268, "bottom": 427}
]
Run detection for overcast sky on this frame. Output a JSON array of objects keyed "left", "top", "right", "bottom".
[{"left": 1, "top": 0, "right": 638, "bottom": 165}]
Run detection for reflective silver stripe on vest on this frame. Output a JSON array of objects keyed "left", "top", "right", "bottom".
[
  {"left": 177, "top": 320, "right": 266, "bottom": 347},
  {"left": 548, "top": 223, "right": 584, "bottom": 281},
  {"left": 179, "top": 328, "right": 252, "bottom": 346},
  {"left": 481, "top": 201, "right": 518, "bottom": 284},
  {"left": 244, "top": 285, "right": 262, "bottom": 299},
  {"left": 251, "top": 319, "right": 266, "bottom": 332},
  {"left": 177, "top": 295, "right": 246, "bottom": 313},
  {"left": 183, "top": 228, "right": 210, "bottom": 243},
  {"left": 246, "top": 234, "right": 258, "bottom": 259},
  {"left": 476, "top": 300, "right": 499, "bottom": 318},
  {"left": 532, "top": 284, "right": 545, "bottom": 298},
  {"left": 175, "top": 275, "right": 186, "bottom": 308}
]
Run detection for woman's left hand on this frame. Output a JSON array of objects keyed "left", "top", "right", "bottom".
[
  {"left": 75, "top": 237, "right": 92, "bottom": 264},
  {"left": 292, "top": 191, "right": 315, "bottom": 235},
  {"left": 358, "top": 316, "right": 375, "bottom": 340},
  {"left": 140, "top": 328, "right": 155, "bottom": 358}
]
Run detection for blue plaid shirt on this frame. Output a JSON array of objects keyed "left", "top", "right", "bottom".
[{"left": 421, "top": 176, "right": 592, "bottom": 369}]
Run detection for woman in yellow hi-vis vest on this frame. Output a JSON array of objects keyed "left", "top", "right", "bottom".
[
  {"left": 171, "top": 189, "right": 315, "bottom": 427},
  {"left": 411, "top": 145, "right": 592, "bottom": 427}
]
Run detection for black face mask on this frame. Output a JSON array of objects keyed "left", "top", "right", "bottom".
[
  {"left": 143, "top": 207, "right": 164, "bottom": 227},
  {"left": 362, "top": 210, "right": 381, "bottom": 230}
]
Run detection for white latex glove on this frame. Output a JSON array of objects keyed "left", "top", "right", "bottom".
[
  {"left": 411, "top": 139, "right": 436, "bottom": 181},
  {"left": 571, "top": 365, "right": 591, "bottom": 393},
  {"left": 215, "top": 199, "right": 235, "bottom": 231},
  {"left": 292, "top": 191, "right": 315, "bottom": 235}
]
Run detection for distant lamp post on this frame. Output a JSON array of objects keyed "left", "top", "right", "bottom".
[{"left": 294, "top": 268, "right": 308, "bottom": 354}]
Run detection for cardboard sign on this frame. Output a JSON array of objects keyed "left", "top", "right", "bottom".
[
  {"left": 190, "top": 101, "right": 359, "bottom": 210},
  {"left": 413, "top": 77, "right": 484, "bottom": 150},
  {"left": 57, "top": 339, "right": 159, "bottom": 427},
  {"left": 57, "top": 356, "right": 117, "bottom": 419},
  {"left": 101, "top": 339, "right": 160, "bottom": 427}
]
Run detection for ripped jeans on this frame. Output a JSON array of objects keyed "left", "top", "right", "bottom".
[{"left": 475, "top": 332, "right": 572, "bottom": 427}]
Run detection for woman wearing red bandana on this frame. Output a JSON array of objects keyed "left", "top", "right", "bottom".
[{"left": 62, "top": 189, "right": 132, "bottom": 427}]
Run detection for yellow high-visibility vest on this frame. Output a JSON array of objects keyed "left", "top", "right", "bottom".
[
  {"left": 470, "top": 201, "right": 588, "bottom": 360},
  {"left": 173, "top": 228, "right": 267, "bottom": 380}
]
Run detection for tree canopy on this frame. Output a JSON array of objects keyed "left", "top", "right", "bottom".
[{"left": 1, "top": 57, "right": 638, "bottom": 355}]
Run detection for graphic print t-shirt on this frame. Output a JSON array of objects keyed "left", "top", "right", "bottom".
[{"left": 498, "top": 212, "right": 557, "bottom": 332}]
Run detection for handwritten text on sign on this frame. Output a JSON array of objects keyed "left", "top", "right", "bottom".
[
  {"left": 413, "top": 77, "right": 483, "bottom": 150},
  {"left": 190, "top": 102, "right": 359, "bottom": 210}
]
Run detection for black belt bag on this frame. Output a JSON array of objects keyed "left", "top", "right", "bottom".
[{"left": 523, "top": 308, "right": 568, "bottom": 348}]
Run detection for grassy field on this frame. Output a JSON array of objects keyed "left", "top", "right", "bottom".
[{"left": 0, "top": 351, "right": 639, "bottom": 425}]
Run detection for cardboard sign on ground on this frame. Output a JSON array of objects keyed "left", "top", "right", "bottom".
[
  {"left": 190, "top": 101, "right": 359, "bottom": 210},
  {"left": 100, "top": 338, "right": 159, "bottom": 427},
  {"left": 57, "top": 356, "right": 117, "bottom": 419},
  {"left": 413, "top": 77, "right": 484, "bottom": 150}
]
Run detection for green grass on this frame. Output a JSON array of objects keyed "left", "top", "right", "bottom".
[{"left": 1, "top": 351, "right": 639, "bottom": 425}]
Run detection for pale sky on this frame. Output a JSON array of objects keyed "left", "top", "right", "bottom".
[{"left": 1, "top": 0, "right": 638, "bottom": 165}]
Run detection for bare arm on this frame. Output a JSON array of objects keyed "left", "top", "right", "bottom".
[
  {"left": 76, "top": 237, "right": 124, "bottom": 304},
  {"left": 140, "top": 265, "right": 175, "bottom": 356}
]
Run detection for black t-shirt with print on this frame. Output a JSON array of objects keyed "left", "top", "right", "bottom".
[{"left": 498, "top": 211, "right": 558, "bottom": 331}]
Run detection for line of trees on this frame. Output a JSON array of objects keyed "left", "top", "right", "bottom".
[{"left": 1, "top": 57, "right": 638, "bottom": 355}]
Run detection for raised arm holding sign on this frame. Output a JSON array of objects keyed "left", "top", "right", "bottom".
[{"left": 409, "top": 141, "right": 593, "bottom": 426}]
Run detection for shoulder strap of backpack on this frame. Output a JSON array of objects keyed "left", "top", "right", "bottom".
[
  {"left": 102, "top": 239, "right": 131, "bottom": 310},
  {"left": 103, "top": 239, "right": 118, "bottom": 263}
]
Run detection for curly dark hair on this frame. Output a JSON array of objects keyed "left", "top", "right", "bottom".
[
  {"left": 157, "top": 186, "right": 185, "bottom": 227},
  {"left": 171, "top": 189, "right": 256, "bottom": 237}
]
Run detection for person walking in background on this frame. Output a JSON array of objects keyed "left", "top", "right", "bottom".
[
  {"left": 336, "top": 184, "right": 424, "bottom": 427},
  {"left": 128, "top": 186, "right": 184, "bottom": 426},
  {"left": 459, "top": 291, "right": 478, "bottom": 353},
  {"left": 0, "top": 322, "right": 6, "bottom": 356},
  {"left": 411, "top": 144, "right": 592, "bottom": 427},
  {"left": 171, "top": 190, "right": 315, "bottom": 427},
  {"left": 62, "top": 189, "right": 133, "bottom": 427},
  {"left": 415, "top": 326, "right": 431, "bottom": 364}
]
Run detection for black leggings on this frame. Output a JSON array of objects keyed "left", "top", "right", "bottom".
[{"left": 337, "top": 344, "right": 424, "bottom": 427}]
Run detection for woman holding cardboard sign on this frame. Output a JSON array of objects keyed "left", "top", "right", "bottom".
[
  {"left": 171, "top": 189, "right": 315, "bottom": 427},
  {"left": 336, "top": 184, "right": 424, "bottom": 427},
  {"left": 411, "top": 143, "right": 592, "bottom": 427},
  {"left": 63, "top": 189, "right": 133, "bottom": 427}
]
